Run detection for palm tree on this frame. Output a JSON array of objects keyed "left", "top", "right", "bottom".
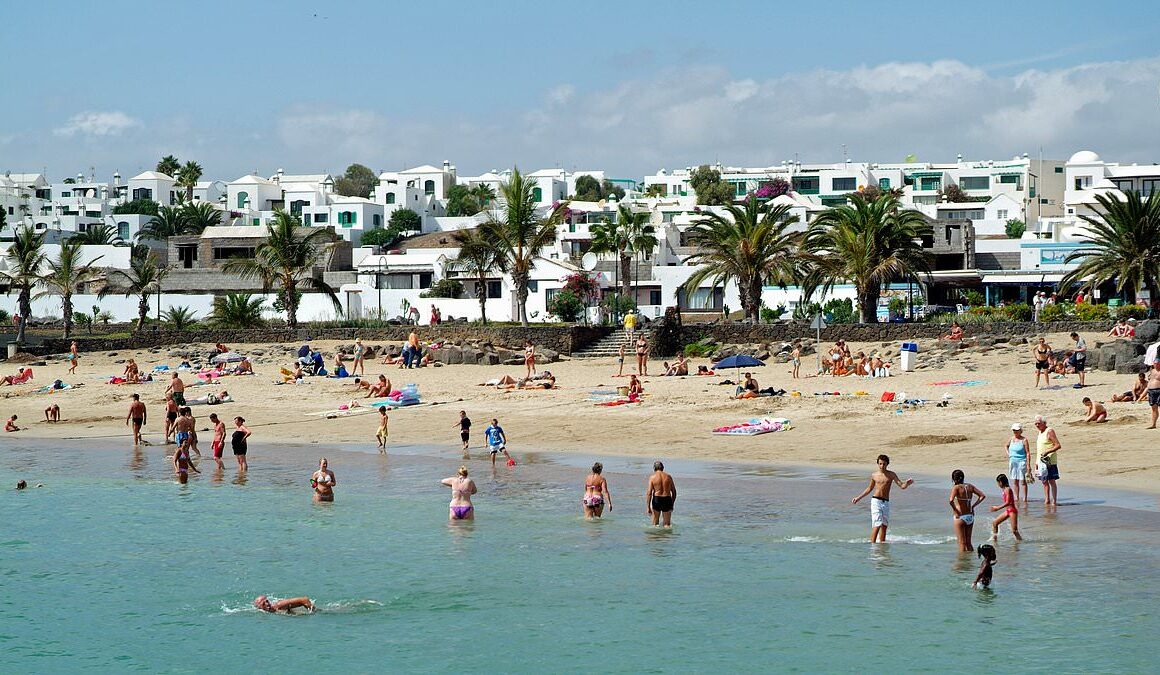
[
  {"left": 209, "top": 293, "right": 266, "bottom": 328},
  {"left": 620, "top": 205, "right": 658, "bottom": 304},
  {"left": 453, "top": 227, "right": 506, "bottom": 325},
  {"left": 469, "top": 183, "right": 496, "bottom": 212},
  {"left": 71, "top": 223, "right": 122, "bottom": 246},
  {"left": 137, "top": 205, "right": 188, "bottom": 241},
  {"left": 478, "top": 168, "right": 565, "bottom": 325},
  {"left": 1060, "top": 190, "right": 1160, "bottom": 301},
  {"left": 680, "top": 197, "right": 803, "bottom": 322},
  {"left": 222, "top": 210, "right": 341, "bottom": 328},
  {"left": 589, "top": 217, "right": 631, "bottom": 302},
  {"left": 4, "top": 226, "right": 47, "bottom": 344},
  {"left": 162, "top": 305, "right": 198, "bottom": 330},
  {"left": 180, "top": 201, "right": 221, "bottom": 234},
  {"left": 41, "top": 240, "right": 104, "bottom": 338},
  {"left": 99, "top": 251, "right": 170, "bottom": 331},
  {"left": 176, "top": 161, "right": 203, "bottom": 202},
  {"left": 156, "top": 155, "right": 180, "bottom": 177},
  {"left": 802, "top": 193, "right": 931, "bottom": 323}
]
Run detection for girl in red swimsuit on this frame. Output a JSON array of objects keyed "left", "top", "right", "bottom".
[{"left": 989, "top": 474, "right": 1022, "bottom": 541}]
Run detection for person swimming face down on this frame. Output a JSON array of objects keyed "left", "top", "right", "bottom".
[{"left": 253, "top": 595, "right": 274, "bottom": 612}]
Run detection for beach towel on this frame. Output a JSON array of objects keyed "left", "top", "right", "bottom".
[
  {"left": 880, "top": 392, "right": 895, "bottom": 402},
  {"left": 712, "top": 417, "right": 792, "bottom": 436},
  {"left": 928, "top": 380, "right": 988, "bottom": 387}
]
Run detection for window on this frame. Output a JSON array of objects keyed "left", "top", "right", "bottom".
[
  {"left": 545, "top": 288, "right": 558, "bottom": 305},
  {"left": 131, "top": 188, "right": 152, "bottom": 201},
  {"left": 649, "top": 184, "right": 667, "bottom": 196},
  {"left": 486, "top": 280, "right": 502, "bottom": 299},
  {"left": 61, "top": 191, "right": 71, "bottom": 198},
  {"left": 424, "top": 179, "right": 435, "bottom": 195},
  {"left": 1074, "top": 176, "right": 1092, "bottom": 190},
  {"left": 791, "top": 176, "right": 819, "bottom": 194},
  {"left": 1000, "top": 175, "right": 1021, "bottom": 184},
  {"left": 6, "top": 207, "right": 12, "bottom": 215},
  {"left": 385, "top": 193, "right": 396, "bottom": 204},
  {"left": 418, "top": 272, "right": 433, "bottom": 289},
  {"left": 213, "top": 246, "right": 256, "bottom": 261},
  {"left": 960, "top": 176, "right": 989, "bottom": 191},
  {"left": 1143, "top": 179, "right": 1160, "bottom": 197},
  {"left": 1040, "top": 198, "right": 1051, "bottom": 204},
  {"left": 649, "top": 290, "right": 662, "bottom": 305},
  {"left": 1054, "top": 166, "right": 1064, "bottom": 173},
  {"left": 919, "top": 177, "right": 941, "bottom": 191},
  {"left": 831, "top": 177, "right": 856, "bottom": 192},
  {"left": 532, "top": 187, "right": 542, "bottom": 202},
  {"left": 237, "top": 191, "right": 249, "bottom": 208},
  {"left": 878, "top": 178, "right": 891, "bottom": 189},
  {"left": 314, "top": 213, "right": 328, "bottom": 223},
  {"left": 338, "top": 211, "right": 356, "bottom": 227},
  {"left": 252, "top": 218, "right": 260, "bottom": 226},
  {"left": 1112, "top": 179, "right": 1134, "bottom": 192},
  {"left": 290, "top": 200, "right": 307, "bottom": 216},
  {"left": 997, "top": 210, "right": 1008, "bottom": 220},
  {"left": 373, "top": 214, "right": 382, "bottom": 227},
  {"left": 734, "top": 181, "right": 747, "bottom": 197}
]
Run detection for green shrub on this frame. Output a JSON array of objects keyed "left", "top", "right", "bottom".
[
  {"left": 683, "top": 341, "right": 716, "bottom": 358},
  {"left": 0, "top": 309, "right": 9, "bottom": 324},
  {"left": 823, "top": 298, "right": 856, "bottom": 324},
  {"left": 1115, "top": 304, "right": 1149, "bottom": 320},
  {"left": 546, "top": 289, "right": 585, "bottom": 322},
  {"left": 759, "top": 305, "right": 778, "bottom": 323},
  {"left": 1074, "top": 303, "right": 1110, "bottom": 321},
  {"left": 1039, "top": 303, "right": 1069, "bottom": 322},
  {"left": 793, "top": 302, "right": 821, "bottom": 321},
  {"left": 420, "top": 279, "right": 463, "bottom": 299},
  {"left": 1003, "top": 303, "right": 1033, "bottom": 321},
  {"left": 962, "top": 290, "right": 985, "bottom": 307}
]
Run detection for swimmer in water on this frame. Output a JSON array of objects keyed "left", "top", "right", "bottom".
[
  {"left": 441, "top": 465, "right": 477, "bottom": 521},
  {"left": 582, "top": 462, "right": 612, "bottom": 519},
  {"left": 311, "top": 457, "right": 336, "bottom": 502},
  {"left": 253, "top": 595, "right": 314, "bottom": 614},
  {"left": 973, "top": 544, "right": 997, "bottom": 589}
]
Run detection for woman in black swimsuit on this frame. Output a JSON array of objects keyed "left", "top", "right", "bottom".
[
  {"left": 231, "top": 416, "right": 251, "bottom": 471},
  {"left": 1033, "top": 338, "right": 1053, "bottom": 389}
]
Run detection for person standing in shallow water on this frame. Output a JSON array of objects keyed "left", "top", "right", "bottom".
[
  {"left": 850, "top": 454, "right": 913, "bottom": 543},
  {"left": 232, "top": 416, "right": 251, "bottom": 471},
  {"left": 582, "top": 462, "right": 612, "bottom": 519},
  {"left": 950, "top": 469, "right": 986, "bottom": 553},
  {"left": 442, "top": 465, "right": 477, "bottom": 521},
  {"left": 646, "top": 461, "right": 676, "bottom": 527},
  {"left": 126, "top": 393, "right": 146, "bottom": 445},
  {"left": 312, "top": 458, "right": 336, "bottom": 502}
]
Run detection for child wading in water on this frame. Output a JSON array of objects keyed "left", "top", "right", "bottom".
[
  {"left": 974, "top": 544, "right": 997, "bottom": 589},
  {"left": 376, "top": 408, "right": 388, "bottom": 453},
  {"left": 990, "top": 474, "right": 1022, "bottom": 541}
]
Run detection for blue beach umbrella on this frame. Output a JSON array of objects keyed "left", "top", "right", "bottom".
[{"left": 713, "top": 354, "right": 766, "bottom": 379}]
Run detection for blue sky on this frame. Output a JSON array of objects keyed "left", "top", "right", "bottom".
[{"left": 2, "top": 0, "right": 1158, "bottom": 182}]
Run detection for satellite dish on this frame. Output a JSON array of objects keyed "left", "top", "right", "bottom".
[{"left": 581, "top": 252, "right": 599, "bottom": 271}]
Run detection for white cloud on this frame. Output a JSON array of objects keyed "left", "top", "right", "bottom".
[
  {"left": 53, "top": 111, "right": 140, "bottom": 137},
  {"left": 546, "top": 84, "right": 575, "bottom": 107}
]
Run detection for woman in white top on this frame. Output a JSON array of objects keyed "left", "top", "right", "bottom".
[{"left": 312, "top": 457, "right": 337, "bottom": 502}]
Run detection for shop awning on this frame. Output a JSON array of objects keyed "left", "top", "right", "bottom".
[
  {"left": 982, "top": 273, "right": 1065, "bottom": 284},
  {"left": 906, "top": 171, "right": 944, "bottom": 178},
  {"left": 924, "top": 270, "right": 982, "bottom": 283}
]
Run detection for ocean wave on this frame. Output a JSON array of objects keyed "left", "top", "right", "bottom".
[{"left": 783, "top": 534, "right": 954, "bottom": 545}]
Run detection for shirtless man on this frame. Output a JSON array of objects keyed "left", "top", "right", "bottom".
[
  {"left": 351, "top": 377, "right": 372, "bottom": 392},
  {"left": 166, "top": 373, "right": 186, "bottom": 406},
  {"left": 1147, "top": 361, "right": 1160, "bottom": 429},
  {"left": 209, "top": 412, "right": 227, "bottom": 470},
  {"left": 124, "top": 359, "right": 140, "bottom": 383},
  {"left": 646, "top": 461, "right": 677, "bottom": 527},
  {"left": 1032, "top": 337, "right": 1053, "bottom": 388},
  {"left": 126, "top": 393, "right": 147, "bottom": 445},
  {"left": 253, "top": 595, "right": 314, "bottom": 614},
  {"left": 1082, "top": 397, "right": 1107, "bottom": 423},
  {"left": 5, "top": 415, "right": 20, "bottom": 432},
  {"left": 365, "top": 375, "right": 391, "bottom": 398},
  {"left": 163, "top": 394, "right": 179, "bottom": 443},
  {"left": 1111, "top": 372, "right": 1147, "bottom": 402},
  {"left": 174, "top": 407, "right": 195, "bottom": 453},
  {"left": 850, "top": 454, "right": 914, "bottom": 543}
]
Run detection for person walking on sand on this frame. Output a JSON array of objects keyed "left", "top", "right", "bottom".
[
  {"left": 453, "top": 410, "right": 471, "bottom": 458},
  {"left": 582, "top": 462, "right": 612, "bottom": 519},
  {"left": 352, "top": 338, "right": 366, "bottom": 377},
  {"left": 850, "top": 454, "right": 914, "bottom": 543},
  {"left": 232, "top": 416, "right": 251, "bottom": 471},
  {"left": 635, "top": 333, "right": 649, "bottom": 376},
  {"left": 376, "top": 408, "right": 389, "bottom": 453},
  {"left": 126, "top": 393, "right": 146, "bottom": 445},
  {"left": 989, "top": 474, "right": 1022, "bottom": 541},
  {"left": 1005, "top": 423, "right": 1032, "bottom": 502},
  {"left": 1146, "top": 361, "right": 1160, "bottom": 429},
  {"left": 484, "top": 418, "right": 512, "bottom": 467},
  {"left": 1069, "top": 332, "right": 1087, "bottom": 389},
  {"left": 209, "top": 412, "right": 226, "bottom": 470},
  {"left": 1034, "top": 415, "right": 1061, "bottom": 505},
  {"left": 68, "top": 341, "right": 79, "bottom": 375},
  {"left": 312, "top": 457, "right": 336, "bottom": 502},
  {"left": 524, "top": 340, "right": 537, "bottom": 379},
  {"left": 616, "top": 343, "right": 626, "bottom": 377},
  {"left": 646, "top": 461, "right": 676, "bottom": 527},
  {"left": 950, "top": 469, "right": 986, "bottom": 553},
  {"left": 1032, "top": 337, "right": 1053, "bottom": 388},
  {"left": 791, "top": 341, "right": 802, "bottom": 379},
  {"left": 442, "top": 465, "right": 477, "bottom": 521}
]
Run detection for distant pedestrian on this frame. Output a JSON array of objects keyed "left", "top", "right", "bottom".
[
  {"left": 454, "top": 410, "right": 471, "bottom": 458},
  {"left": 126, "top": 394, "right": 146, "bottom": 445}
]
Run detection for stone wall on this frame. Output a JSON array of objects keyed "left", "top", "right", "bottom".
[
  {"left": 35, "top": 325, "right": 613, "bottom": 357},
  {"left": 656, "top": 320, "right": 1128, "bottom": 356}
]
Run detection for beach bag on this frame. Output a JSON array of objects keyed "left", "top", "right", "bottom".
[
  {"left": 1036, "top": 460, "right": 1049, "bottom": 481},
  {"left": 880, "top": 392, "right": 895, "bottom": 402},
  {"left": 336, "top": 366, "right": 348, "bottom": 378}
]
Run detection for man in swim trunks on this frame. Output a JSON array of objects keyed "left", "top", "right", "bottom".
[
  {"left": 1111, "top": 372, "right": 1147, "bottom": 402},
  {"left": 166, "top": 373, "right": 187, "bottom": 406},
  {"left": 126, "top": 393, "right": 147, "bottom": 445},
  {"left": 209, "top": 412, "right": 226, "bottom": 469},
  {"left": 1147, "top": 361, "right": 1160, "bottom": 429},
  {"left": 163, "top": 393, "right": 178, "bottom": 443},
  {"left": 484, "top": 418, "right": 512, "bottom": 466},
  {"left": 44, "top": 403, "right": 60, "bottom": 423},
  {"left": 253, "top": 595, "right": 314, "bottom": 614},
  {"left": 646, "top": 461, "right": 677, "bottom": 527},
  {"left": 174, "top": 406, "right": 194, "bottom": 452},
  {"left": 850, "top": 454, "right": 914, "bottom": 543},
  {"left": 454, "top": 410, "right": 471, "bottom": 458},
  {"left": 1082, "top": 397, "right": 1107, "bottom": 422},
  {"left": 1032, "top": 337, "right": 1053, "bottom": 388}
]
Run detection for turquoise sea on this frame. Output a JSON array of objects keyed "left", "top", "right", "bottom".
[{"left": 2, "top": 438, "right": 1158, "bottom": 673}]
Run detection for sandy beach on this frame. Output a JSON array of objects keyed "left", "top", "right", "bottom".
[{"left": 3, "top": 329, "right": 1155, "bottom": 495}]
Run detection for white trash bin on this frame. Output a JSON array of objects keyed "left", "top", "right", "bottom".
[{"left": 899, "top": 341, "right": 918, "bottom": 372}]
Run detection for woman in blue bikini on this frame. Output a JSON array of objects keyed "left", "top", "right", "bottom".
[
  {"left": 442, "top": 465, "right": 477, "bottom": 521},
  {"left": 950, "top": 469, "right": 986, "bottom": 553}
]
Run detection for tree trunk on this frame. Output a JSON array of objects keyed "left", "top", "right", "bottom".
[
  {"left": 746, "top": 281, "right": 763, "bottom": 323},
  {"left": 858, "top": 284, "right": 879, "bottom": 324},
  {"left": 63, "top": 293, "right": 73, "bottom": 338},
  {"left": 514, "top": 271, "right": 530, "bottom": 326},
  {"left": 477, "top": 275, "right": 488, "bottom": 325},
  {"left": 16, "top": 287, "right": 30, "bottom": 344},
  {"left": 137, "top": 296, "right": 149, "bottom": 332},
  {"left": 286, "top": 281, "right": 298, "bottom": 329},
  {"left": 620, "top": 253, "right": 632, "bottom": 302}
]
